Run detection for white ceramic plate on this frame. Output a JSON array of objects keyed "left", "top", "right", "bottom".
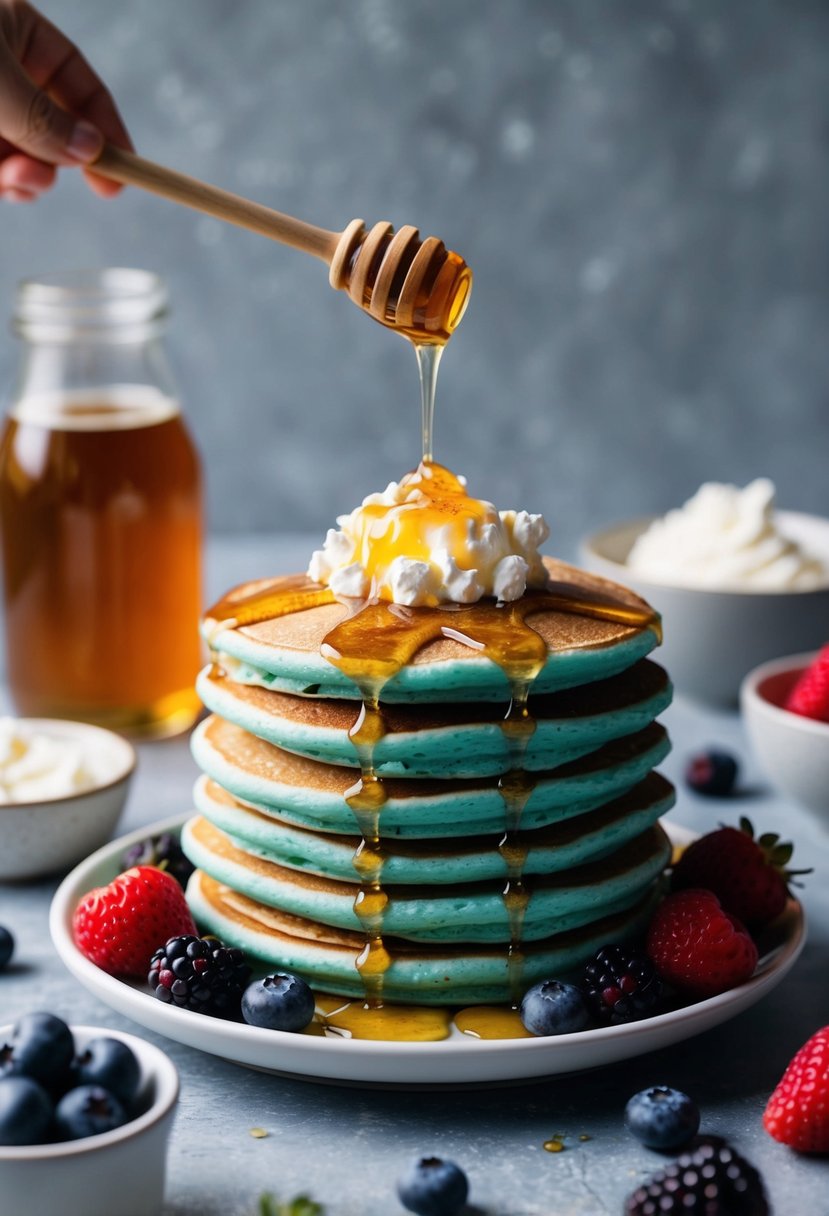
[{"left": 50, "top": 815, "right": 806, "bottom": 1088}]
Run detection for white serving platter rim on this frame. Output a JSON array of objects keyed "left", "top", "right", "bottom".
[{"left": 50, "top": 814, "right": 806, "bottom": 1088}]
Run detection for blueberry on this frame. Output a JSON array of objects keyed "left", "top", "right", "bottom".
[
  {"left": 1, "top": 1012, "right": 74, "bottom": 1087},
  {"left": 625, "top": 1085, "right": 700, "bottom": 1151},
  {"left": 73, "top": 1037, "right": 141, "bottom": 1108},
  {"left": 54, "top": 1085, "right": 127, "bottom": 1140},
  {"left": 0, "top": 1076, "right": 54, "bottom": 1145},
  {"left": 685, "top": 750, "right": 739, "bottom": 797},
  {"left": 520, "top": 980, "right": 590, "bottom": 1036},
  {"left": 241, "top": 972, "right": 315, "bottom": 1032},
  {"left": 397, "top": 1156, "right": 469, "bottom": 1216},
  {"left": 0, "top": 926, "right": 14, "bottom": 971}
]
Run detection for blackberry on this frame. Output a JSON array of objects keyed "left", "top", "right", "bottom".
[
  {"left": 148, "top": 934, "right": 251, "bottom": 1018},
  {"left": 583, "top": 944, "right": 663, "bottom": 1024},
  {"left": 122, "top": 831, "right": 195, "bottom": 890},
  {"left": 625, "top": 1137, "right": 770, "bottom": 1215}
]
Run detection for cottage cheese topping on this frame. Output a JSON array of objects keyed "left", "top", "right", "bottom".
[
  {"left": 627, "top": 479, "right": 828, "bottom": 590},
  {"left": 0, "top": 718, "right": 98, "bottom": 803},
  {"left": 308, "top": 463, "right": 550, "bottom": 606}
]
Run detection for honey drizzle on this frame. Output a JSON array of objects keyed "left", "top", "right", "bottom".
[
  {"left": 204, "top": 546, "right": 660, "bottom": 1012},
  {"left": 344, "top": 695, "right": 392, "bottom": 1005},
  {"left": 498, "top": 678, "right": 541, "bottom": 1005},
  {"left": 415, "top": 343, "right": 443, "bottom": 463},
  {"left": 205, "top": 573, "right": 661, "bottom": 645}
]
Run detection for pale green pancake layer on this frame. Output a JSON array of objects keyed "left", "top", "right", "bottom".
[
  {"left": 213, "top": 629, "right": 659, "bottom": 704},
  {"left": 196, "top": 660, "right": 671, "bottom": 779},
  {"left": 181, "top": 816, "right": 671, "bottom": 944},
  {"left": 187, "top": 869, "right": 662, "bottom": 1005},
  {"left": 192, "top": 772, "right": 675, "bottom": 885},
  {"left": 191, "top": 716, "right": 671, "bottom": 839},
  {"left": 203, "top": 559, "right": 661, "bottom": 705}
]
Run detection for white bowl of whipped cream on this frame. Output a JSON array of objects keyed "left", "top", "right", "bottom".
[
  {"left": 0, "top": 718, "right": 135, "bottom": 880},
  {"left": 580, "top": 480, "right": 829, "bottom": 706}
]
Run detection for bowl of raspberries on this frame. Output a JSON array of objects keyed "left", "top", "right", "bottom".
[
  {"left": 741, "top": 644, "right": 829, "bottom": 816},
  {"left": 0, "top": 1014, "right": 178, "bottom": 1216}
]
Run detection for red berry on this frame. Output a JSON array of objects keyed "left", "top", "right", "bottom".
[
  {"left": 646, "top": 889, "right": 758, "bottom": 997},
  {"left": 671, "top": 819, "right": 799, "bottom": 929},
  {"left": 785, "top": 644, "right": 829, "bottom": 723},
  {"left": 764, "top": 1026, "right": 829, "bottom": 1152},
  {"left": 72, "top": 865, "right": 197, "bottom": 977}
]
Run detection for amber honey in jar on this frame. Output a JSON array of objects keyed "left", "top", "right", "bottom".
[{"left": 0, "top": 269, "right": 203, "bottom": 736}]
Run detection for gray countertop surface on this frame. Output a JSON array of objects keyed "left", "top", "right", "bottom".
[{"left": 2, "top": 535, "right": 828, "bottom": 1215}]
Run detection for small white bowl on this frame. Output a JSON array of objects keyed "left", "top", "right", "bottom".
[
  {"left": 0, "top": 1024, "right": 178, "bottom": 1216},
  {"left": 580, "top": 510, "right": 829, "bottom": 706},
  {"left": 741, "top": 651, "right": 829, "bottom": 817},
  {"left": 0, "top": 720, "right": 136, "bottom": 881}
]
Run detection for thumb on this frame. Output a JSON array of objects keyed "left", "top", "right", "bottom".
[{"left": 0, "top": 44, "right": 102, "bottom": 165}]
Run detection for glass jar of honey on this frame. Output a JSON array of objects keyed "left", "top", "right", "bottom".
[{"left": 0, "top": 269, "right": 203, "bottom": 737}]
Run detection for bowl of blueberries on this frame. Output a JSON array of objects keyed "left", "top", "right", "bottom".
[{"left": 0, "top": 1012, "right": 178, "bottom": 1216}]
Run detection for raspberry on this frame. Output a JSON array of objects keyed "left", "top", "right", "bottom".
[
  {"left": 148, "top": 934, "right": 251, "bottom": 1018},
  {"left": 625, "top": 1137, "right": 769, "bottom": 1215},
  {"left": 646, "top": 889, "right": 758, "bottom": 997},
  {"left": 582, "top": 945, "right": 663, "bottom": 1024},
  {"left": 784, "top": 644, "right": 829, "bottom": 723},
  {"left": 764, "top": 1025, "right": 829, "bottom": 1152}
]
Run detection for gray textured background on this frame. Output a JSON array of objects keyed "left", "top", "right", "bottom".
[{"left": 1, "top": 0, "right": 827, "bottom": 554}]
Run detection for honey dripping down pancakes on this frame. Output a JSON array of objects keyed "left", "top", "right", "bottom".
[{"left": 183, "top": 462, "right": 674, "bottom": 1026}]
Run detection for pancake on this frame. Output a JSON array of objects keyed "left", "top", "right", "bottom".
[
  {"left": 191, "top": 772, "right": 675, "bottom": 885},
  {"left": 191, "top": 715, "right": 672, "bottom": 838},
  {"left": 186, "top": 869, "right": 664, "bottom": 1004},
  {"left": 184, "top": 815, "right": 670, "bottom": 943},
  {"left": 204, "top": 559, "right": 661, "bottom": 703},
  {"left": 185, "top": 551, "right": 674, "bottom": 1009},
  {"left": 197, "top": 659, "right": 672, "bottom": 777}
]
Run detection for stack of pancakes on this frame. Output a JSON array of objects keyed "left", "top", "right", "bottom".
[{"left": 183, "top": 559, "right": 674, "bottom": 1006}]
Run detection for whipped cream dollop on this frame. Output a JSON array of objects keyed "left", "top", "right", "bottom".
[
  {"left": 308, "top": 463, "right": 550, "bottom": 606},
  {"left": 627, "top": 478, "right": 828, "bottom": 590},
  {"left": 0, "top": 718, "right": 98, "bottom": 804}
]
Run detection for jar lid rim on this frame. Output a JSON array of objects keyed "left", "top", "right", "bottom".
[{"left": 13, "top": 269, "right": 168, "bottom": 339}]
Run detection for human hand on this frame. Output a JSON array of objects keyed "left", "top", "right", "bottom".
[{"left": 0, "top": 0, "right": 131, "bottom": 202}]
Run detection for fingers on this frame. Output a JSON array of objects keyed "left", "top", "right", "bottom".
[
  {"left": 23, "top": 16, "right": 132, "bottom": 153},
  {"left": 0, "top": 39, "right": 102, "bottom": 165},
  {"left": 0, "top": 150, "right": 56, "bottom": 199},
  {"left": 0, "top": 4, "right": 132, "bottom": 201}
]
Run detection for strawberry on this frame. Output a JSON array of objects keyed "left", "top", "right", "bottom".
[
  {"left": 73, "top": 865, "right": 197, "bottom": 977},
  {"left": 645, "top": 888, "right": 758, "bottom": 997},
  {"left": 671, "top": 817, "right": 807, "bottom": 929},
  {"left": 784, "top": 644, "right": 829, "bottom": 723},
  {"left": 764, "top": 1026, "right": 829, "bottom": 1152}
]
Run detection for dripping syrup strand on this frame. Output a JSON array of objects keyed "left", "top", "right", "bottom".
[
  {"left": 498, "top": 678, "right": 539, "bottom": 1006},
  {"left": 344, "top": 694, "right": 391, "bottom": 1007},
  {"left": 415, "top": 342, "right": 443, "bottom": 464}
]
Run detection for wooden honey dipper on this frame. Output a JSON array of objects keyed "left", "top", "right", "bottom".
[{"left": 91, "top": 145, "right": 472, "bottom": 343}]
